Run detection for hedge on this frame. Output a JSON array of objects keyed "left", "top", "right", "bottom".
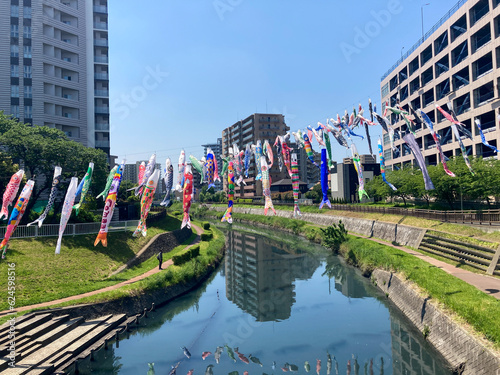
[
  {"left": 202, "top": 222, "right": 211, "bottom": 230},
  {"left": 172, "top": 245, "right": 200, "bottom": 266},
  {"left": 201, "top": 230, "right": 213, "bottom": 241}
]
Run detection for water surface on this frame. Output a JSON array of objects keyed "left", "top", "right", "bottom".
[{"left": 77, "top": 226, "right": 451, "bottom": 375}]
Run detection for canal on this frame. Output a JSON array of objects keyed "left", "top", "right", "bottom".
[{"left": 76, "top": 226, "right": 451, "bottom": 375}]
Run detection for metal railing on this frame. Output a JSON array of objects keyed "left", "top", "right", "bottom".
[
  {"left": 0, "top": 220, "right": 139, "bottom": 240},
  {"left": 381, "top": 0, "right": 468, "bottom": 81}
]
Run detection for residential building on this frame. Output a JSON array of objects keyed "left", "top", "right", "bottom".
[
  {"left": 221, "top": 113, "right": 290, "bottom": 198},
  {"left": 0, "top": 0, "right": 111, "bottom": 157},
  {"left": 380, "top": 0, "right": 500, "bottom": 169}
]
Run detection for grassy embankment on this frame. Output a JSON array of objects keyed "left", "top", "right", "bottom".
[
  {"left": 0, "top": 219, "right": 225, "bottom": 325},
  {"left": 0, "top": 214, "right": 195, "bottom": 311},
  {"left": 205, "top": 208, "right": 500, "bottom": 350}
]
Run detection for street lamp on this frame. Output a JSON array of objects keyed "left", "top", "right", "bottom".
[{"left": 421, "top": 3, "right": 430, "bottom": 41}]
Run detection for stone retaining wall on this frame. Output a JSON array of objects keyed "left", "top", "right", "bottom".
[
  {"left": 213, "top": 206, "right": 426, "bottom": 248},
  {"left": 372, "top": 270, "right": 500, "bottom": 375}
]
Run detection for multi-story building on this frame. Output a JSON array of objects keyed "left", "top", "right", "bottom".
[
  {"left": 0, "top": 0, "right": 110, "bottom": 157},
  {"left": 380, "top": 0, "right": 500, "bottom": 169},
  {"left": 221, "top": 113, "right": 290, "bottom": 198},
  {"left": 202, "top": 138, "right": 223, "bottom": 191}
]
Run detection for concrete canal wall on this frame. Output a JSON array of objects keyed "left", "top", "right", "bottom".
[
  {"left": 373, "top": 270, "right": 500, "bottom": 375},
  {"left": 212, "top": 206, "right": 426, "bottom": 248}
]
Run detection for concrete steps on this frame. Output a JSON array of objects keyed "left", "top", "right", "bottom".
[
  {"left": 419, "top": 233, "right": 500, "bottom": 275},
  {"left": 0, "top": 312, "right": 127, "bottom": 374}
]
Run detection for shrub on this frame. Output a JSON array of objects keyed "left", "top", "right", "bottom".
[
  {"left": 172, "top": 245, "right": 200, "bottom": 266},
  {"left": 320, "top": 221, "right": 348, "bottom": 253},
  {"left": 202, "top": 222, "right": 211, "bottom": 230},
  {"left": 201, "top": 230, "right": 213, "bottom": 241}
]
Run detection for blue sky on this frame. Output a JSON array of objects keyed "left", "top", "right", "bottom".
[{"left": 108, "top": 0, "right": 461, "bottom": 165}]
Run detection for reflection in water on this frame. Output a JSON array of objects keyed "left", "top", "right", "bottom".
[
  {"left": 78, "top": 227, "right": 451, "bottom": 375},
  {"left": 225, "top": 230, "right": 321, "bottom": 321}
]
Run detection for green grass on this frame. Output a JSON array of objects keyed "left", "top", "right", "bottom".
[
  {"left": 4, "top": 225, "right": 225, "bottom": 316},
  {"left": 0, "top": 215, "right": 189, "bottom": 311},
  {"left": 340, "top": 236, "right": 500, "bottom": 348}
]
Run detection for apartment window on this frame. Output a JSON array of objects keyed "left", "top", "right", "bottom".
[
  {"left": 11, "top": 85, "right": 19, "bottom": 98},
  {"left": 409, "top": 57, "right": 419, "bottom": 76},
  {"left": 23, "top": 6, "right": 31, "bottom": 19},
  {"left": 451, "top": 15, "right": 467, "bottom": 42},
  {"left": 11, "top": 105, "right": 20, "bottom": 119},
  {"left": 10, "top": 24, "right": 19, "bottom": 37},
  {"left": 384, "top": 149, "right": 392, "bottom": 161},
  {"left": 434, "top": 31, "right": 448, "bottom": 55},
  {"left": 470, "top": 0, "right": 489, "bottom": 27},
  {"left": 410, "top": 97, "right": 421, "bottom": 111},
  {"left": 381, "top": 83, "right": 389, "bottom": 99},
  {"left": 23, "top": 65, "right": 32, "bottom": 78},
  {"left": 399, "top": 85, "right": 408, "bottom": 101},
  {"left": 421, "top": 67, "right": 433, "bottom": 87},
  {"left": 494, "top": 0, "right": 500, "bottom": 8},
  {"left": 472, "top": 24, "right": 491, "bottom": 53},
  {"left": 454, "top": 93, "right": 471, "bottom": 115},
  {"left": 24, "top": 105, "right": 32, "bottom": 119},
  {"left": 452, "top": 41, "right": 468, "bottom": 66},
  {"left": 436, "top": 79, "right": 450, "bottom": 101},
  {"left": 423, "top": 89, "right": 434, "bottom": 107},
  {"left": 474, "top": 81, "right": 494, "bottom": 107},
  {"left": 23, "top": 26, "right": 31, "bottom": 39},
  {"left": 473, "top": 52, "right": 493, "bottom": 80},
  {"left": 24, "top": 85, "right": 32, "bottom": 98},
  {"left": 476, "top": 111, "right": 496, "bottom": 134},
  {"left": 410, "top": 77, "right": 420, "bottom": 94},
  {"left": 399, "top": 67, "right": 408, "bottom": 83},
  {"left": 383, "top": 133, "right": 390, "bottom": 146},
  {"left": 10, "top": 44, "right": 19, "bottom": 57},
  {"left": 11, "top": 65, "right": 19, "bottom": 77},
  {"left": 23, "top": 45, "right": 31, "bottom": 58},
  {"left": 389, "top": 75, "right": 398, "bottom": 91},
  {"left": 435, "top": 55, "right": 449, "bottom": 78},
  {"left": 11, "top": 5, "right": 19, "bottom": 17},
  {"left": 420, "top": 45, "right": 433, "bottom": 67}
]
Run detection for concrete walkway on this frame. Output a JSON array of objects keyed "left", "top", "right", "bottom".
[
  {"left": 354, "top": 233, "right": 500, "bottom": 300},
  {"left": 0, "top": 224, "right": 204, "bottom": 316}
]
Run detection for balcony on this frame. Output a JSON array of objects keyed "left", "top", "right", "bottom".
[
  {"left": 94, "top": 39, "right": 108, "bottom": 47},
  {"left": 94, "top": 90, "right": 109, "bottom": 97},
  {"left": 95, "top": 123, "right": 109, "bottom": 131},
  {"left": 95, "top": 106, "right": 109, "bottom": 113},
  {"left": 94, "top": 55, "right": 108, "bottom": 63},
  {"left": 94, "top": 22, "right": 108, "bottom": 30},
  {"left": 93, "top": 5, "right": 107, "bottom": 13},
  {"left": 95, "top": 140, "right": 110, "bottom": 148},
  {"left": 94, "top": 73, "right": 109, "bottom": 80}
]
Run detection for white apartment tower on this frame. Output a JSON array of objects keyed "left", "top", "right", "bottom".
[{"left": 0, "top": 0, "right": 110, "bottom": 157}]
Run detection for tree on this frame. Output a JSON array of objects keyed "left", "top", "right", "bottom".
[
  {"left": 0, "top": 152, "right": 21, "bottom": 193},
  {"left": 365, "top": 175, "right": 391, "bottom": 202},
  {"left": 386, "top": 166, "right": 420, "bottom": 206},
  {"left": 0, "top": 113, "right": 108, "bottom": 222}
]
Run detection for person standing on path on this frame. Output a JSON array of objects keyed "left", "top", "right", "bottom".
[{"left": 157, "top": 250, "right": 163, "bottom": 270}]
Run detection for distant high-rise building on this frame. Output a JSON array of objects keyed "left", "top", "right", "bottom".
[
  {"left": 0, "top": 0, "right": 111, "bottom": 158},
  {"left": 202, "top": 138, "right": 223, "bottom": 191},
  {"left": 122, "top": 162, "right": 162, "bottom": 198},
  {"left": 380, "top": 0, "right": 500, "bottom": 170},
  {"left": 221, "top": 113, "right": 290, "bottom": 198}
]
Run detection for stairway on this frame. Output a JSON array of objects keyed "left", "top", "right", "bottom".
[
  {"left": 0, "top": 312, "right": 137, "bottom": 374},
  {"left": 419, "top": 233, "right": 499, "bottom": 275}
]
